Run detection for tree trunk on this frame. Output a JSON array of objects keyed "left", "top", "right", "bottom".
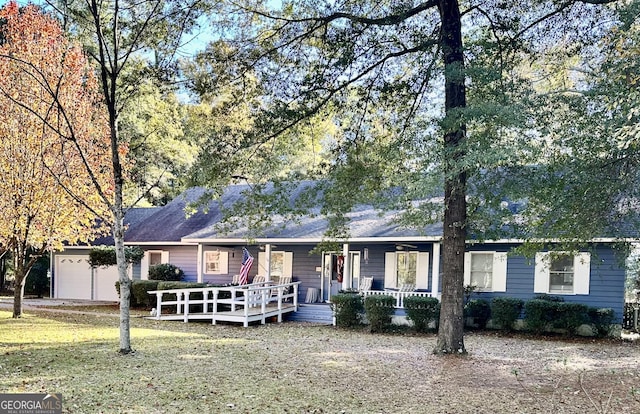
[
  {"left": 114, "top": 210, "right": 132, "bottom": 354},
  {"left": 12, "top": 274, "right": 25, "bottom": 318},
  {"left": 434, "top": 0, "right": 467, "bottom": 355}
]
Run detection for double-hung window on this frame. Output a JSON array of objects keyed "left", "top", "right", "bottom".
[
  {"left": 204, "top": 250, "right": 229, "bottom": 275},
  {"left": 534, "top": 252, "right": 590, "bottom": 295},
  {"left": 463, "top": 252, "right": 508, "bottom": 292},
  {"left": 384, "top": 251, "right": 429, "bottom": 289}
]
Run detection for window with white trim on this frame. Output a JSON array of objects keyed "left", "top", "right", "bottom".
[
  {"left": 141, "top": 250, "right": 169, "bottom": 280},
  {"left": 384, "top": 251, "right": 429, "bottom": 290},
  {"left": 534, "top": 252, "right": 590, "bottom": 295},
  {"left": 204, "top": 250, "right": 229, "bottom": 275},
  {"left": 258, "top": 251, "right": 293, "bottom": 278},
  {"left": 463, "top": 252, "right": 508, "bottom": 292}
]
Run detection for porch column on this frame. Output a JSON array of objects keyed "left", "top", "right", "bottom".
[
  {"left": 197, "top": 244, "right": 203, "bottom": 283},
  {"left": 431, "top": 242, "right": 440, "bottom": 299},
  {"left": 265, "top": 244, "right": 272, "bottom": 281},
  {"left": 342, "top": 243, "right": 350, "bottom": 290}
]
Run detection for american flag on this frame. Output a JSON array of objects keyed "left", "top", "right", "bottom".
[{"left": 238, "top": 248, "right": 254, "bottom": 285}]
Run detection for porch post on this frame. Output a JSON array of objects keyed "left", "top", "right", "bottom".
[
  {"left": 265, "top": 244, "right": 272, "bottom": 281},
  {"left": 196, "top": 244, "right": 203, "bottom": 283},
  {"left": 342, "top": 243, "right": 350, "bottom": 290},
  {"left": 431, "top": 242, "right": 440, "bottom": 299}
]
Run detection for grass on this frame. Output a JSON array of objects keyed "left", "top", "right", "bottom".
[{"left": 1, "top": 308, "right": 639, "bottom": 413}]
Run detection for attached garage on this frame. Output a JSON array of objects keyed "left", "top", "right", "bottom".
[{"left": 54, "top": 255, "right": 121, "bottom": 301}]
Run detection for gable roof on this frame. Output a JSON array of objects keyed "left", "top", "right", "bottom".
[{"left": 122, "top": 185, "right": 443, "bottom": 245}]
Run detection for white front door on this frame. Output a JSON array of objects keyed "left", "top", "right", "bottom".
[
  {"left": 322, "top": 253, "right": 342, "bottom": 301},
  {"left": 349, "top": 252, "right": 361, "bottom": 290}
]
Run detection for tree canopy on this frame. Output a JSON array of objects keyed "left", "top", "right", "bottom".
[
  {"left": 192, "top": 0, "right": 631, "bottom": 353},
  {"left": 0, "top": 1, "right": 111, "bottom": 317}
]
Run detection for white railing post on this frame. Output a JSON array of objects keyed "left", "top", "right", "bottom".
[
  {"left": 155, "top": 292, "right": 162, "bottom": 320},
  {"left": 177, "top": 291, "right": 183, "bottom": 315},
  {"left": 183, "top": 290, "right": 190, "bottom": 323},
  {"left": 212, "top": 289, "right": 218, "bottom": 325}
]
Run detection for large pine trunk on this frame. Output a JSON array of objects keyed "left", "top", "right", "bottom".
[{"left": 434, "top": 0, "right": 467, "bottom": 355}]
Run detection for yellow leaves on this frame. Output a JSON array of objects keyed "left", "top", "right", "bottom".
[{"left": 0, "top": 1, "right": 111, "bottom": 251}]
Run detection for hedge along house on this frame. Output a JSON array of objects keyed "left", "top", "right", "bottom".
[{"left": 51, "top": 185, "right": 629, "bottom": 323}]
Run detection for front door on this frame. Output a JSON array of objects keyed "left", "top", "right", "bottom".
[
  {"left": 349, "top": 251, "right": 361, "bottom": 291},
  {"left": 322, "top": 252, "right": 361, "bottom": 301}
]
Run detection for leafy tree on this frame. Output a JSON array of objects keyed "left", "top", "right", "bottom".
[
  {"left": 120, "top": 80, "right": 198, "bottom": 206},
  {"left": 0, "top": 2, "right": 111, "bottom": 317},
  {"left": 206, "top": 0, "right": 623, "bottom": 354},
  {"left": 44, "top": 0, "right": 208, "bottom": 354}
]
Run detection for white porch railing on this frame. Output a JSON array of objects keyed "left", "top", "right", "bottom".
[
  {"left": 148, "top": 281, "right": 300, "bottom": 327},
  {"left": 362, "top": 290, "right": 434, "bottom": 308}
]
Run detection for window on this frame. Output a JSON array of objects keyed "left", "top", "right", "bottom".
[
  {"left": 203, "top": 250, "right": 228, "bottom": 275},
  {"left": 470, "top": 253, "right": 493, "bottom": 291},
  {"left": 270, "top": 251, "right": 285, "bottom": 277},
  {"left": 141, "top": 250, "right": 169, "bottom": 280},
  {"left": 149, "top": 252, "right": 163, "bottom": 266},
  {"left": 257, "top": 251, "right": 293, "bottom": 278},
  {"left": 384, "top": 251, "right": 429, "bottom": 290},
  {"left": 549, "top": 254, "right": 574, "bottom": 293},
  {"left": 534, "top": 252, "right": 590, "bottom": 295},
  {"left": 397, "top": 252, "right": 417, "bottom": 286},
  {"left": 463, "top": 252, "right": 508, "bottom": 292}
]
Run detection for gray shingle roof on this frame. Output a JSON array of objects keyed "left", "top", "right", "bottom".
[{"left": 122, "top": 185, "right": 443, "bottom": 243}]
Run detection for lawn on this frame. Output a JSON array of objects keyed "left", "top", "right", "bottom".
[{"left": 0, "top": 308, "right": 639, "bottom": 413}]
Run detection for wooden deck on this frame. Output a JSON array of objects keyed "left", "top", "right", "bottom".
[{"left": 148, "top": 281, "right": 300, "bottom": 327}]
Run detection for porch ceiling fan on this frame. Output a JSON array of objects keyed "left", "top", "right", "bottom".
[{"left": 395, "top": 243, "right": 417, "bottom": 250}]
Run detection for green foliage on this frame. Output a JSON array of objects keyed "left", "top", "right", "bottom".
[
  {"left": 588, "top": 307, "right": 615, "bottom": 338},
  {"left": 330, "top": 293, "right": 364, "bottom": 328},
  {"left": 464, "top": 299, "right": 491, "bottom": 329},
  {"left": 404, "top": 296, "right": 440, "bottom": 333},
  {"left": 526, "top": 299, "right": 602, "bottom": 336},
  {"left": 532, "top": 293, "right": 564, "bottom": 302},
  {"left": 120, "top": 84, "right": 197, "bottom": 206},
  {"left": 24, "top": 256, "right": 49, "bottom": 298},
  {"left": 131, "top": 280, "right": 160, "bottom": 308},
  {"left": 148, "top": 263, "right": 184, "bottom": 281},
  {"left": 89, "top": 246, "right": 145, "bottom": 268},
  {"left": 364, "top": 295, "right": 395, "bottom": 333},
  {"left": 553, "top": 302, "right": 589, "bottom": 336},
  {"left": 490, "top": 297, "right": 524, "bottom": 331},
  {"left": 116, "top": 280, "right": 160, "bottom": 308},
  {"left": 524, "top": 299, "right": 556, "bottom": 334}
]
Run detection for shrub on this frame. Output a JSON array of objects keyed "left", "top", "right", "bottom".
[
  {"left": 131, "top": 280, "right": 160, "bottom": 308},
  {"left": 554, "top": 302, "right": 589, "bottom": 336},
  {"left": 364, "top": 295, "right": 396, "bottom": 332},
  {"left": 524, "top": 299, "right": 557, "bottom": 334},
  {"left": 89, "top": 246, "right": 144, "bottom": 267},
  {"left": 405, "top": 296, "right": 440, "bottom": 332},
  {"left": 464, "top": 299, "right": 491, "bottom": 329},
  {"left": 116, "top": 280, "right": 160, "bottom": 308},
  {"left": 532, "top": 293, "right": 564, "bottom": 302},
  {"left": 491, "top": 297, "right": 524, "bottom": 331},
  {"left": 24, "top": 257, "right": 49, "bottom": 298},
  {"left": 148, "top": 263, "right": 184, "bottom": 281},
  {"left": 331, "top": 293, "right": 364, "bottom": 328},
  {"left": 588, "top": 307, "right": 615, "bottom": 338}
]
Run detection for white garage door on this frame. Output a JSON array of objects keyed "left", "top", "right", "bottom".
[
  {"left": 55, "top": 255, "right": 121, "bottom": 301},
  {"left": 94, "top": 266, "right": 120, "bottom": 301},
  {"left": 55, "top": 255, "right": 92, "bottom": 300}
]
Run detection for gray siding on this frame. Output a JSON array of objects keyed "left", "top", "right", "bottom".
[
  {"left": 467, "top": 244, "right": 626, "bottom": 321},
  {"left": 165, "top": 245, "right": 198, "bottom": 281}
]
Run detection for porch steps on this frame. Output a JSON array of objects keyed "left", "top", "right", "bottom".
[{"left": 287, "top": 304, "right": 333, "bottom": 324}]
